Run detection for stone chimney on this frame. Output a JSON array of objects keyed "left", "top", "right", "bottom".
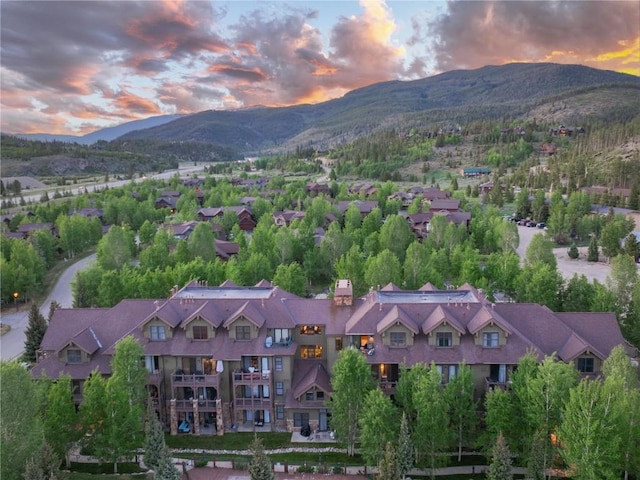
[{"left": 333, "top": 279, "right": 353, "bottom": 306}]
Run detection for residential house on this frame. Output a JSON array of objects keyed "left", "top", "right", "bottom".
[
  {"left": 155, "top": 191, "right": 181, "bottom": 212},
  {"left": 196, "top": 207, "right": 256, "bottom": 232},
  {"left": 306, "top": 183, "right": 331, "bottom": 196},
  {"left": 273, "top": 210, "right": 306, "bottom": 228},
  {"left": 336, "top": 200, "right": 379, "bottom": 217},
  {"left": 16, "top": 222, "right": 57, "bottom": 239},
  {"left": 32, "top": 281, "right": 630, "bottom": 436},
  {"left": 460, "top": 167, "right": 491, "bottom": 178}
]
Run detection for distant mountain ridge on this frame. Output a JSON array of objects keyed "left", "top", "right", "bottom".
[
  {"left": 14, "top": 114, "right": 185, "bottom": 144},
  {"left": 11, "top": 63, "right": 640, "bottom": 154},
  {"left": 119, "top": 63, "right": 639, "bottom": 154}
]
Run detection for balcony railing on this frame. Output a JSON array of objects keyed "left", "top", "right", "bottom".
[
  {"left": 233, "top": 369, "right": 271, "bottom": 383},
  {"left": 173, "top": 399, "right": 218, "bottom": 411},
  {"left": 147, "top": 371, "right": 162, "bottom": 386},
  {"left": 485, "top": 377, "right": 511, "bottom": 392},
  {"left": 379, "top": 380, "right": 397, "bottom": 395},
  {"left": 233, "top": 397, "right": 273, "bottom": 409},
  {"left": 172, "top": 371, "right": 219, "bottom": 387}
]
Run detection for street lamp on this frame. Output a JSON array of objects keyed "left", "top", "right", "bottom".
[{"left": 13, "top": 291, "right": 19, "bottom": 311}]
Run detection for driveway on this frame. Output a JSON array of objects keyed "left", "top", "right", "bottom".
[
  {"left": 0, "top": 253, "right": 96, "bottom": 361},
  {"left": 515, "top": 224, "right": 615, "bottom": 284}
]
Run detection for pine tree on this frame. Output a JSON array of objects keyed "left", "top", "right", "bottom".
[
  {"left": 568, "top": 242, "right": 579, "bottom": 259},
  {"left": 23, "top": 303, "right": 47, "bottom": 363},
  {"left": 487, "top": 433, "right": 513, "bottom": 480},
  {"left": 155, "top": 448, "right": 181, "bottom": 480},
  {"left": 587, "top": 235, "right": 599, "bottom": 262},
  {"left": 248, "top": 436, "right": 274, "bottom": 480},
  {"left": 397, "top": 412, "right": 414, "bottom": 479},
  {"left": 143, "top": 401, "right": 165, "bottom": 471},
  {"left": 526, "top": 429, "right": 545, "bottom": 480},
  {"left": 377, "top": 442, "right": 400, "bottom": 480}
]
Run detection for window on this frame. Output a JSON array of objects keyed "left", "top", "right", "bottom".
[
  {"left": 275, "top": 381, "right": 284, "bottom": 396},
  {"left": 300, "top": 345, "right": 323, "bottom": 359},
  {"left": 274, "top": 329, "right": 291, "bottom": 344},
  {"left": 274, "top": 356, "right": 283, "bottom": 372},
  {"left": 192, "top": 326, "right": 208, "bottom": 340},
  {"left": 436, "top": 332, "right": 452, "bottom": 347},
  {"left": 300, "top": 325, "right": 322, "bottom": 335},
  {"left": 335, "top": 338, "right": 343, "bottom": 351},
  {"left": 305, "top": 390, "right": 315, "bottom": 401},
  {"left": 482, "top": 332, "right": 499, "bottom": 348},
  {"left": 276, "top": 405, "right": 285, "bottom": 420},
  {"left": 294, "top": 412, "right": 309, "bottom": 427},
  {"left": 389, "top": 332, "right": 406, "bottom": 347},
  {"left": 436, "top": 364, "right": 459, "bottom": 383},
  {"left": 236, "top": 325, "right": 251, "bottom": 340},
  {"left": 150, "top": 325, "right": 166, "bottom": 341},
  {"left": 145, "top": 356, "right": 159, "bottom": 372},
  {"left": 67, "top": 349, "right": 82, "bottom": 364},
  {"left": 316, "top": 391, "right": 324, "bottom": 400},
  {"left": 577, "top": 357, "right": 595, "bottom": 373}
]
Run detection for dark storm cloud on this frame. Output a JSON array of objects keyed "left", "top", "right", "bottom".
[{"left": 422, "top": 0, "right": 640, "bottom": 71}]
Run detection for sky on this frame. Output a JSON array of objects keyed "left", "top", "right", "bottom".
[{"left": 1, "top": 0, "right": 638, "bottom": 136}]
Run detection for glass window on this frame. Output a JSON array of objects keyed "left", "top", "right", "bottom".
[
  {"left": 276, "top": 381, "right": 284, "bottom": 396},
  {"left": 274, "top": 329, "right": 291, "bottom": 344},
  {"left": 335, "top": 338, "right": 343, "bottom": 351},
  {"left": 482, "top": 332, "right": 499, "bottom": 348},
  {"left": 192, "top": 326, "right": 208, "bottom": 340},
  {"left": 305, "top": 390, "right": 315, "bottom": 401},
  {"left": 276, "top": 405, "right": 285, "bottom": 420},
  {"left": 316, "top": 391, "right": 324, "bottom": 400},
  {"left": 275, "top": 356, "right": 283, "bottom": 372},
  {"left": 150, "top": 325, "right": 166, "bottom": 341},
  {"left": 436, "top": 332, "right": 452, "bottom": 347},
  {"left": 67, "top": 349, "right": 82, "bottom": 364},
  {"left": 300, "top": 345, "right": 323, "bottom": 359},
  {"left": 145, "top": 356, "right": 159, "bottom": 372},
  {"left": 577, "top": 357, "right": 595, "bottom": 373},
  {"left": 236, "top": 325, "right": 251, "bottom": 340},
  {"left": 390, "top": 332, "right": 406, "bottom": 347},
  {"left": 300, "top": 325, "right": 322, "bottom": 335},
  {"left": 294, "top": 412, "right": 309, "bottom": 427}
]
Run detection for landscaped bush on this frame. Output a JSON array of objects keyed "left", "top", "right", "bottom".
[{"left": 232, "top": 459, "right": 249, "bottom": 471}]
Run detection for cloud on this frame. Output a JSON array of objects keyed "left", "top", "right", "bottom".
[{"left": 422, "top": 0, "right": 640, "bottom": 74}]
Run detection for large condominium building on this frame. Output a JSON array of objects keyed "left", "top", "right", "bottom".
[{"left": 32, "top": 280, "right": 628, "bottom": 436}]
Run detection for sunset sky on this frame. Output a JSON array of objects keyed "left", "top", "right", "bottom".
[{"left": 1, "top": 0, "right": 638, "bottom": 136}]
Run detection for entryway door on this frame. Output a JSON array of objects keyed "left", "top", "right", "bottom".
[{"left": 319, "top": 410, "right": 328, "bottom": 431}]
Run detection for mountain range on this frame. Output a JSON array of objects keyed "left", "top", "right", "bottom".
[{"left": 13, "top": 63, "right": 640, "bottom": 155}]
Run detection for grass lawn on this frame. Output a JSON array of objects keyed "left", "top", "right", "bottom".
[{"left": 69, "top": 462, "right": 147, "bottom": 475}]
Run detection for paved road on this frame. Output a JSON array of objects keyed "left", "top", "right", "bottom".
[{"left": 0, "top": 254, "right": 96, "bottom": 361}]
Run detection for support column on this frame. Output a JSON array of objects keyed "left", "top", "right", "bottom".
[
  {"left": 170, "top": 399, "right": 177, "bottom": 435},
  {"left": 192, "top": 398, "right": 200, "bottom": 435},
  {"left": 216, "top": 398, "right": 224, "bottom": 436}
]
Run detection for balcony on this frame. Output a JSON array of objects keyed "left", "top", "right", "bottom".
[
  {"left": 485, "top": 377, "right": 511, "bottom": 392},
  {"left": 233, "top": 369, "right": 271, "bottom": 385},
  {"left": 379, "top": 380, "right": 397, "bottom": 395},
  {"left": 172, "top": 370, "right": 219, "bottom": 389},
  {"left": 147, "top": 370, "right": 163, "bottom": 387},
  {"left": 173, "top": 398, "right": 218, "bottom": 412},
  {"left": 264, "top": 336, "right": 292, "bottom": 348},
  {"left": 233, "top": 397, "right": 273, "bottom": 410}
]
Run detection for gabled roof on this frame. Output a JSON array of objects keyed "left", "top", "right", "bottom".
[
  {"left": 467, "top": 305, "right": 513, "bottom": 335},
  {"left": 422, "top": 305, "right": 466, "bottom": 335},
  {"left": 377, "top": 305, "right": 419, "bottom": 335},
  {"left": 63, "top": 327, "right": 102, "bottom": 355},
  {"left": 558, "top": 332, "right": 606, "bottom": 362},
  {"left": 292, "top": 361, "right": 332, "bottom": 400},
  {"left": 380, "top": 283, "right": 402, "bottom": 291},
  {"left": 223, "top": 301, "right": 266, "bottom": 328},
  {"left": 418, "top": 283, "right": 438, "bottom": 291},
  {"left": 181, "top": 301, "right": 224, "bottom": 328}
]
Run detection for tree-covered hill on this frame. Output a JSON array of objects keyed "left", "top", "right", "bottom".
[{"left": 120, "top": 63, "right": 639, "bottom": 153}]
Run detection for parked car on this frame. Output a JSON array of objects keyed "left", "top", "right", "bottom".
[
  {"left": 537, "top": 222, "right": 546, "bottom": 229},
  {"left": 527, "top": 221, "right": 536, "bottom": 227}
]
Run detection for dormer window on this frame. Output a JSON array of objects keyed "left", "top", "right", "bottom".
[
  {"left": 482, "top": 332, "right": 499, "bottom": 348},
  {"left": 192, "top": 326, "right": 208, "bottom": 340},
  {"left": 390, "top": 332, "right": 406, "bottom": 347},
  {"left": 300, "top": 325, "right": 322, "bottom": 335},
  {"left": 436, "top": 332, "right": 452, "bottom": 347},
  {"left": 236, "top": 325, "right": 251, "bottom": 340},
  {"left": 577, "top": 357, "right": 594, "bottom": 373},
  {"left": 67, "top": 348, "right": 82, "bottom": 364},
  {"left": 150, "top": 325, "right": 166, "bottom": 341}
]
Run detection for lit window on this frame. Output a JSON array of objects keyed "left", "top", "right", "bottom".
[
  {"left": 67, "top": 349, "right": 82, "bottom": 364},
  {"left": 236, "top": 325, "right": 251, "bottom": 340},
  {"left": 192, "top": 326, "right": 208, "bottom": 340},
  {"left": 300, "top": 345, "right": 323, "bottom": 359},
  {"left": 482, "top": 332, "right": 499, "bottom": 348},
  {"left": 301, "top": 325, "right": 322, "bottom": 335},
  {"left": 436, "top": 332, "right": 452, "bottom": 347},
  {"left": 150, "top": 325, "right": 166, "bottom": 341},
  {"left": 390, "top": 332, "right": 406, "bottom": 347},
  {"left": 275, "top": 356, "right": 283, "bottom": 372},
  {"left": 577, "top": 357, "right": 595, "bottom": 373}
]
